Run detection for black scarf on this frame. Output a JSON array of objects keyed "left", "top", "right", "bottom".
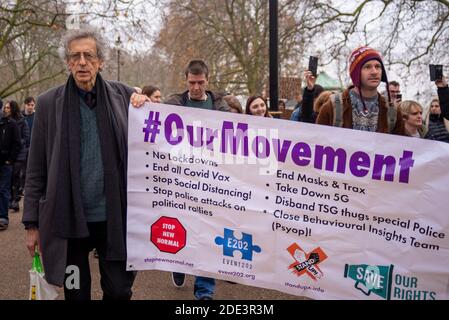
[
  {"left": 53, "top": 74, "right": 127, "bottom": 259},
  {"left": 430, "top": 114, "right": 443, "bottom": 123}
]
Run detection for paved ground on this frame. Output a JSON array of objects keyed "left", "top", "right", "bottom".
[{"left": 0, "top": 202, "right": 303, "bottom": 300}]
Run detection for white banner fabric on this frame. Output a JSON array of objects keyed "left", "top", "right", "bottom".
[{"left": 127, "top": 103, "right": 449, "bottom": 300}]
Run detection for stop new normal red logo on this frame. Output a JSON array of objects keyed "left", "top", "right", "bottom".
[{"left": 151, "top": 217, "right": 186, "bottom": 254}]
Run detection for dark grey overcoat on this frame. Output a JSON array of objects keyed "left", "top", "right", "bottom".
[{"left": 23, "top": 79, "right": 134, "bottom": 286}]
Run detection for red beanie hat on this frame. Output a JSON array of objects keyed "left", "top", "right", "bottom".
[{"left": 349, "top": 46, "right": 388, "bottom": 88}]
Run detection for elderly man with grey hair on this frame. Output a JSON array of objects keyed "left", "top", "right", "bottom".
[{"left": 22, "top": 28, "right": 137, "bottom": 300}]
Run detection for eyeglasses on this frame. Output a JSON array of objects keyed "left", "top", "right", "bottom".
[{"left": 68, "top": 52, "right": 98, "bottom": 62}]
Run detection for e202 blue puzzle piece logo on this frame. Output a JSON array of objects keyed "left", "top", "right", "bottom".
[{"left": 215, "top": 228, "right": 261, "bottom": 261}]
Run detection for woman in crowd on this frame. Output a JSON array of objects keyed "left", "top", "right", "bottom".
[
  {"left": 313, "top": 91, "right": 333, "bottom": 116},
  {"left": 2, "top": 101, "right": 29, "bottom": 212},
  {"left": 399, "top": 100, "right": 429, "bottom": 139},
  {"left": 245, "top": 95, "right": 271, "bottom": 117},
  {"left": 424, "top": 98, "right": 449, "bottom": 143},
  {"left": 224, "top": 95, "right": 243, "bottom": 114},
  {"left": 278, "top": 100, "right": 286, "bottom": 114},
  {"left": 142, "top": 85, "right": 162, "bottom": 103}
]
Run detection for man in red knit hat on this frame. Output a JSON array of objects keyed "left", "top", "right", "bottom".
[{"left": 316, "top": 46, "right": 405, "bottom": 135}]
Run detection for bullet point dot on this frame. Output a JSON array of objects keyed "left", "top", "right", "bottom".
[
  {"left": 146, "top": 165, "right": 149, "bottom": 168},
  {"left": 146, "top": 188, "right": 150, "bottom": 192},
  {"left": 266, "top": 184, "right": 270, "bottom": 187},
  {"left": 146, "top": 177, "right": 149, "bottom": 180},
  {"left": 146, "top": 152, "right": 149, "bottom": 155},
  {"left": 265, "top": 196, "right": 269, "bottom": 200}
]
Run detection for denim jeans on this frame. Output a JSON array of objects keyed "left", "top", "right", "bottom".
[
  {"left": 194, "top": 276, "right": 215, "bottom": 299},
  {"left": 0, "top": 164, "right": 13, "bottom": 221}
]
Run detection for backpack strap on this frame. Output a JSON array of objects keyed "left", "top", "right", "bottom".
[{"left": 332, "top": 93, "right": 343, "bottom": 127}]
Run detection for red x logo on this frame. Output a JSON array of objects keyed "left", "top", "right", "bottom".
[{"left": 287, "top": 243, "right": 328, "bottom": 281}]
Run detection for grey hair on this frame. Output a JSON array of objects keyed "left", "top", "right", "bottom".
[{"left": 58, "top": 27, "right": 109, "bottom": 65}]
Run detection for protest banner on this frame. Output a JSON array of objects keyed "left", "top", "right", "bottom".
[{"left": 127, "top": 103, "right": 449, "bottom": 300}]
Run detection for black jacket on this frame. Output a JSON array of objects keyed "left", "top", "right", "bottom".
[
  {"left": 439, "top": 86, "right": 449, "bottom": 121},
  {"left": 23, "top": 112, "right": 35, "bottom": 135},
  {"left": 0, "top": 117, "right": 22, "bottom": 165},
  {"left": 301, "top": 87, "right": 318, "bottom": 123},
  {"left": 15, "top": 117, "right": 30, "bottom": 162}
]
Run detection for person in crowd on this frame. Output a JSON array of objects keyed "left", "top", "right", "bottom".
[
  {"left": 277, "top": 99, "right": 288, "bottom": 119},
  {"left": 245, "top": 95, "right": 272, "bottom": 117},
  {"left": 436, "top": 76, "right": 449, "bottom": 121},
  {"left": 3, "top": 100, "right": 29, "bottom": 212},
  {"left": 424, "top": 98, "right": 449, "bottom": 143},
  {"left": 399, "top": 101, "right": 429, "bottom": 138},
  {"left": 289, "top": 92, "right": 303, "bottom": 121},
  {"left": 164, "top": 60, "right": 230, "bottom": 114},
  {"left": 0, "top": 105, "right": 22, "bottom": 231},
  {"left": 316, "top": 46, "right": 405, "bottom": 135},
  {"left": 20, "top": 97, "right": 36, "bottom": 196},
  {"left": 224, "top": 95, "right": 243, "bottom": 114},
  {"left": 313, "top": 91, "right": 333, "bottom": 116},
  {"left": 22, "top": 97, "right": 36, "bottom": 134},
  {"left": 166, "top": 60, "right": 230, "bottom": 300},
  {"left": 300, "top": 70, "right": 325, "bottom": 123},
  {"left": 278, "top": 100, "right": 286, "bottom": 113},
  {"left": 142, "top": 85, "right": 162, "bottom": 103},
  {"left": 384, "top": 80, "right": 402, "bottom": 108},
  {"left": 134, "top": 60, "right": 229, "bottom": 300},
  {"left": 22, "top": 28, "right": 137, "bottom": 300}
]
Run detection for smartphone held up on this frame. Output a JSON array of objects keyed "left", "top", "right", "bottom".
[
  {"left": 429, "top": 64, "right": 443, "bottom": 81},
  {"left": 308, "top": 56, "right": 318, "bottom": 77}
]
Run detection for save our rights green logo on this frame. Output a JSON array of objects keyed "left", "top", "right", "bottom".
[{"left": 344, "top": 264, "right": 394, "bottom": 300}]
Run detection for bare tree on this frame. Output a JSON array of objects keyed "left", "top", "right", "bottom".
[
  {"left": 0, "top": 0, "right": 162, "bottom": 101},
  {"left": 304, "top": 0, "right": 449, "bottom": 102},
  {"left": 0, "top": 0, "right": 68, "bottom": 100},
  {"left": 155, "top": 0, "right": 318, "bottom": 96},
  {"left": 306, "top": 1, "right": 448, "bottom": 66},
  {"left": 154, "top": 0, "right": 448, "bottom": 100}
]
